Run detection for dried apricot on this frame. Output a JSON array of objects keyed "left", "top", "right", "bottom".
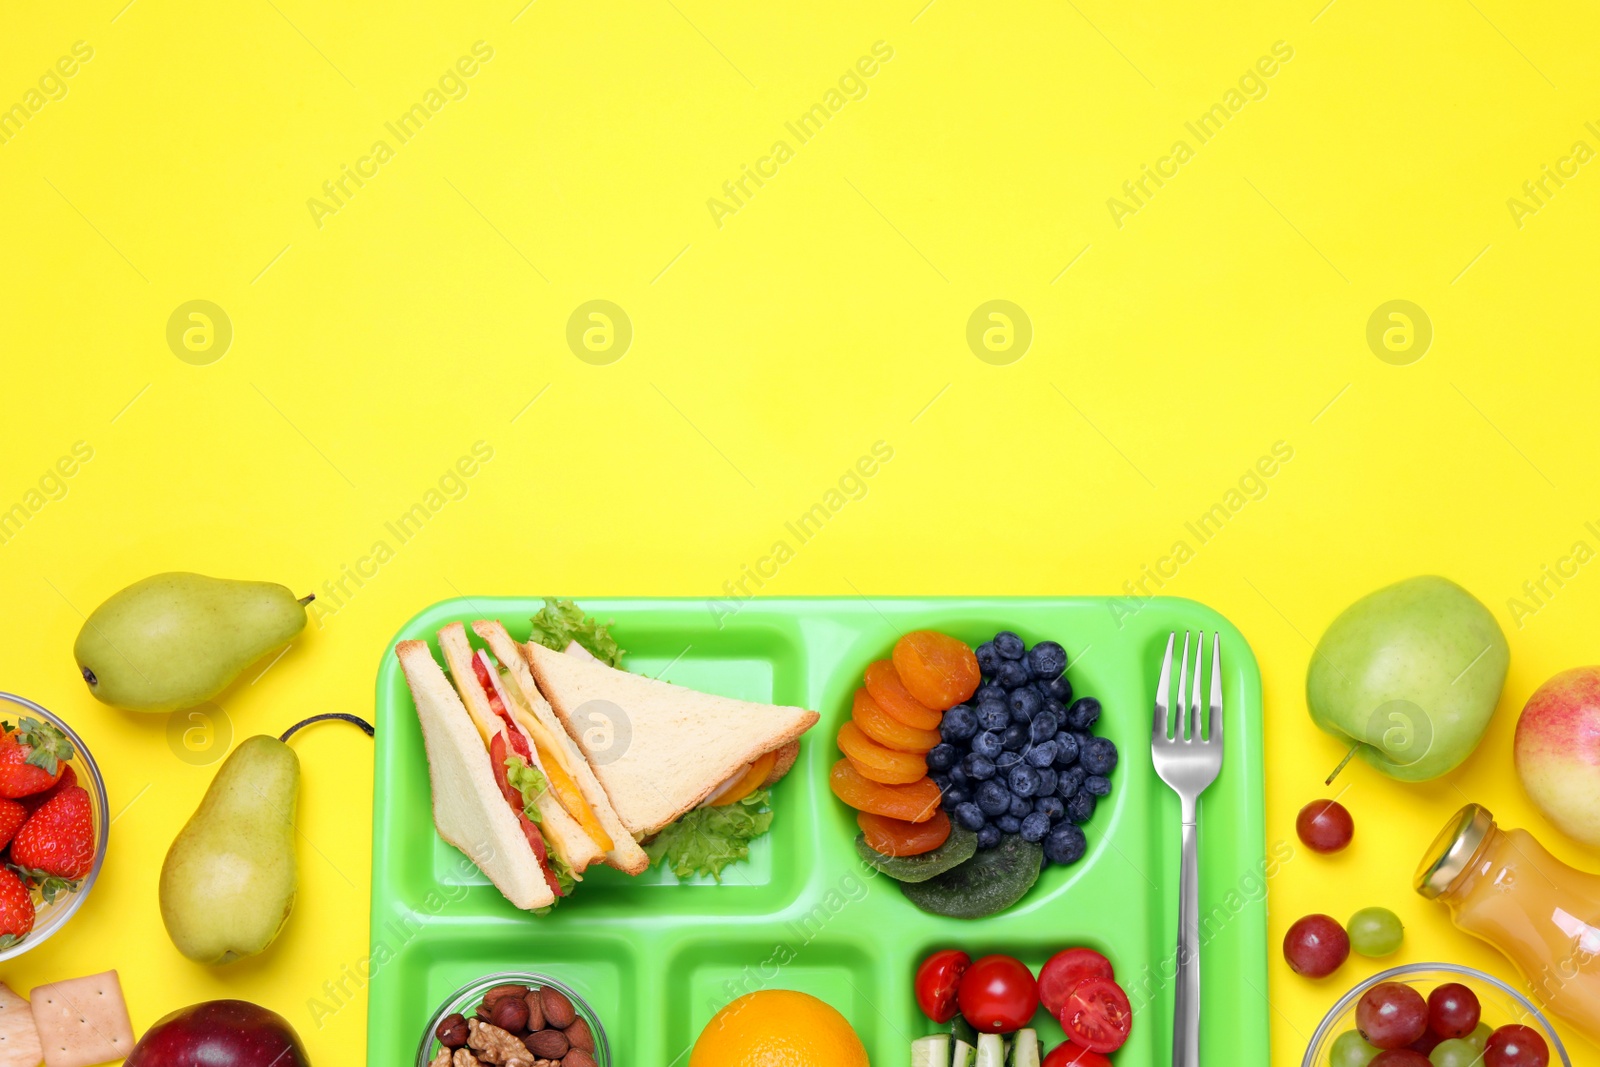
[
  {"left": 837, "top": 721, "right": 927, "bottom": 785},
  {"left": 852, "top": 688, "right": 941, "bottom": 753},
  {"left": 863, "top": 659, "right": 942, "bottom": 730},
  {"left": 892, "top": 631, "right": 980, "bottom": 710},
  {"left": 858, "top": 808, "right": 951, "bottom": 857},
  {"left": 829, "top": 760, "right": 941, "bottom": 822}
]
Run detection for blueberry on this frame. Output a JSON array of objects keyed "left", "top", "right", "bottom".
[
  {"left": 1020, "top": 810, "right": 1052, "bottom": 843},
  {"left": 994, "top": 631, "right": 1025, "bottom": 660},
  {"left": 1054, "top": 732, "right": 1080, "bottom": 767},
  {"left": 942, "top": 784, "right": 969, "bottom": 808},
  {"left": 1036, "top": 795, "right": 1065, "bottom": 822},
  {"left": 955, "top": 801, "right": 988, "bottom": 831},
  {"left": 971, "top": 730, "right": 1003, "bottom": 760},
  {"left": 1029, "top": 711, "right": 1059, "bottom": 744},
  {"left": 1027, "top": 641, "right": 1067, "bottom": 680},
  {"left": 931, "top": 772, "right": 951, "bottom": 792},
  {"left": 927, "top": 743, "right": 958, "bottom": 772},
  {"left": 976, "top": 699, "right": 1010, "bottom": 732},
  {"left": 1042, "top": 697, "right": 1067, "bottom": 721},
  {"left": 1025, "top": 740, "right": 1058, "bottom": 767},
  {"left": 1082, "top": 737, "right": 1119, "bottom": 776},
  {"left": 941, "top": 705, "right": 978, "bottom": 742},
  {"left": 1066, "top": 697, "right": 1102, "bottom": 731},
  {"left": 996, "top": 815, "right": 1022, "bottom": 834},
  {"left": 976, "top": 824, "right": 1002, "bottom": 850},
  {"left": 1002, "top": 724, "right": 1028, "bottom": 752},
  {"left": 1066, "top": 790, "right": 1097, "bottom": 823},
  {"left": 995, "top": 660, "right": 1029, "bottom": 689},
  {"left": 1058, "top": 765, "right": 1087, "bottom": 798},
  {"left": 949, "top": 764, "right": 970, "bottom": 788},
  {"left": 995, "top": 749, "right": 1024, "bottom": 773},
  {"left": 1008, "top": 793, "right": 1034, "bottom": 819},
  {"left": 1035, "top": 766, "right": 1058, "bottom": 797},
  {"left": 1071, "top": 730, "right": 1095, "bottom": 754},
  {"left": 1041, "top": 674, "right": 1074, "bottom": 703},
  {"left": 974, "top": 682, "right": 1006, "bottom": 705},
  {"left": 975, "top": 640, "right": 1000, "bottom": 674},
  {"left": 1008, "top": 687, "right": 1042, "bottom": 722},
  {"left": 1044, "top": 824, "right": 1088, "bottom": 865},
  {"left": 975, "top": 779, "right": 1012, "bottom": 817},
  {"left": 1085, "top": 774, "right": 1112, "bottom": 797},
  {"left": 1008, "top": 764, "right": 1040, "bottom": 798},
  {"left": 964, "top": 753, "right": 996, "bottom": 781}
]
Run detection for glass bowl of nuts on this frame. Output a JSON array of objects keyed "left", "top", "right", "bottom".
[{"left": 417, "top": 972, "right": 609, "bottom": 1067}]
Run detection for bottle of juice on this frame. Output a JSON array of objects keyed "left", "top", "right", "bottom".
[{"left": 1416, "top": 803, "right": 1600, "bottom": 1042}]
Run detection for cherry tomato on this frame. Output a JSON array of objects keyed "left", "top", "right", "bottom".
[
  {"left": 957, "top": 954, "right": 1039, "bottom": 1034},
  {"left": 1043, "top": 1042, "right": 1113, "bottom": 1067},
  {"left": 913, "top": 949, "right": 970, "bottom": 1023},
  {"left": 1060, "top": 976, "right": 1133, "bottom": 1054},
  {"left": 1038, "top": 948, "right": 1115, "bottom": 1016}
]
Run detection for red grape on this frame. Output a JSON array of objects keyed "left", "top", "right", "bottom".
[
  {"left": 1485, "top": 1024, "right": 1550, "bottom": 1067},
  {"left": 1371, "top": 1052, "right": 1431, "bottom": 1066},
  {"left": 1427, "top": 983, "right": 1481, "bottom": 1039},
  {"left": 1283, "top": 914, "right": 1349, "bottom": 978},
  {"left": 1296, "top": 799, "right": 1354, "bottom": 853},
  {"left": 1409, "top": 1030, "right": 1443, "bottom": 1056},
  {"left": 1356, "top": 982, "right": 1429, "bottom": 1049}
]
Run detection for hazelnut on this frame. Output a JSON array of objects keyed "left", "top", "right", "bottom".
[
  {"left": 538, "top": 987, "right": 576, "bottom": 1030},
  {"left": 484, "top": 984, "right": 530, "bottom": 1005},
  {"left": 524, "top": 991, "right": 544, "bottom": 1032},
  {"left": 524, "top": 1030, "right": 569, "bottom": 1059},
  {"left": 563, "top": 1019, "right": 594, "bottom": 1054},
  {"left": 436, "top": 1014, "right": 470, "bottom": 1049},
  {"left": 562, "top": 1051, "right": 597, "bottom": 1067},
  {"left": 490, "top": 996, "right": 530, "bottom": 1034}
]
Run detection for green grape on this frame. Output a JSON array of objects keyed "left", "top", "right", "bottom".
[
  {"left": 1465, "top": 1021, "right": 1493, "bottom": 1049},
  {"left": 1329, "top": 1029, "right": 1380, "bottom": 1067},
  {"left": 1429, "top": 1038, "right": 1479, "bottom": 1067},
  {"left": 1347, "top": 906, "right": 1405, "bottom": 957}
]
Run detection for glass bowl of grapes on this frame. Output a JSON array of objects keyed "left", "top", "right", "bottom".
[{"left": 1302, "top": 962, "right": 1570, "bottom": 1067}]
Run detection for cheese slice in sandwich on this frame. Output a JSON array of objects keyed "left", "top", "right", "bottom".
[
  {"left": 473, "top": 621, "right": 651, "bottom": 875},
  {"left": 520, "top": 639, "right": 821, "bottom": 837},
  {"left": 394, "top": 640, "right": 555, "bottom": 911},
  {"left": 436, "top": 624, "right": 605, "bottom": 882}
]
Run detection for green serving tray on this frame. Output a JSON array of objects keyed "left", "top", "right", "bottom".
[{"left": 368, "top": 597, "right": 1269, "bottom": 1066}]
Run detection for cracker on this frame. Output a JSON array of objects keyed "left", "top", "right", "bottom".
[
  {"left": 0, "top": 983, "right": 42, "bottom": 1067},
  {"left": 29, "top": 972, "right": 132, "bottom": 1067}
]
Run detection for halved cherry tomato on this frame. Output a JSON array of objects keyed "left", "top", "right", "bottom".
[
  {"left": 828, "top": 760, "right": 941, "bottom": 822},
  {"left": 863, "top": 660, "right": 942, "bottom": 729},
  {"left": 1039, "top": 947, "right": 1116, "bottom": 1016},
  {"left": 838, "top": 721, "right": 928, "bottom": 785},
  {"left": 858, "top": 809, "right": 950, "bottom": 857},
  {"left": 892, "top": 631, "right": 981, "bottom": 710},
  {"left": 852, "top": 688, "right": 941, "bottom": 753},
  {"left": 914, "top": 949, "right": 971, "bottom": 1023},
  {"left": 1043, "top": 1043, "right": 1113, "bottom": 1067},
  {"left": 1060, "top": 976, "right": 1132, "bottom": 1054},
  {"left": 957, "top": 954, "right": 1038, "bottom": 1034}
]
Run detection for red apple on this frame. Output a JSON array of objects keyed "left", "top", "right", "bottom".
[
  {"left": 1515, "top": 666, "right": 1600, "bottom": 846},
  {"left": 125, "top": 1000, "right": 309, "bottom": 1067}
]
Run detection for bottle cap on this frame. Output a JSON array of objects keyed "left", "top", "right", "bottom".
[{"left": 1415, "top": 803, "right": 1495, "bottom": 899}]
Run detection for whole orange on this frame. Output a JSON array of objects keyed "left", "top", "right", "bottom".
[{"left": 689, "top": 990, "right": 870, "bottom": 1067}]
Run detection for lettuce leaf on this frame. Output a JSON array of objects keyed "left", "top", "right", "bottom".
[
  {"left": 504, "top": 756, "right": 548, "bottom": 824},
  {"left": 645, "top": 789, "right": 774, "bottom": 882},
  {"left": 528, "top": 598, "right": 624, "bottom": 667}
]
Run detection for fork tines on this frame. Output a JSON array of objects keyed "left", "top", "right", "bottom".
[{"left": 1153, "top": 630, "right": 1223, "bottom": 743}]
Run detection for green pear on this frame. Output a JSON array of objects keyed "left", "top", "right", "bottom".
[
  {"left": 1308, "top": 575, "right": 1508, "bottom": 782},
  {"left": 74, "top": 572, "right": 311, "bottom": 711},
  {"left": 159, "top": 735, "right": 298, "bottom": 964}
]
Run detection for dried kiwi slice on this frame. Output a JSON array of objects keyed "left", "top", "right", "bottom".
[
  {"left": 900, "top": 833, "right": 1043, "bottom": 918},
  {"left": 854, "top": 827, "right": 978, "bottom": 883}
]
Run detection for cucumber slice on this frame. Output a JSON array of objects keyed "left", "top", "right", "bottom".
[
  {"left": 854, "top": 828, "right": 978, "bottom": 882},
  {"left": 901, "top": 834, "right": 1044, "bottom": 919},
  {"left": 1008, "top": 1029, "right": 1040, "bottom": 1067},
  {"left": 912, "top": 1034, "right": 951, "bottom": 1067},
  {"left": 951, "top": 1017, "right": 977, "bottom": 1046},
  {"left": 975, "top": 1032, "right": 1005, "bottom": 1067},
  {"left": 952, "top": 1040, "right": 976, "bottom": 1067}
]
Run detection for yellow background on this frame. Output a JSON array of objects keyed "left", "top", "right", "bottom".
[{"left": 3, "top": 0, "right": 1599, "bottom": 1063}]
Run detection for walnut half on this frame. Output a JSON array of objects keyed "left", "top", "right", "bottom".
[{"left": 466, "top": 1019, "right": 534, "bottom": 1067}]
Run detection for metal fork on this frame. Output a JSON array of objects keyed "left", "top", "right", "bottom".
[{"left": 1151, "top": 631, "right": 1224, "bottom": 1067}]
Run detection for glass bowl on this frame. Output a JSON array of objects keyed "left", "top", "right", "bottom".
[
  {"left": 0, "top": 693, "right": 109, "bottom": 963},
  {"left": 416, "top": 972, "right": 610, "bottom": 1067},
  {"left": 1301, "top": 962, "right": 1571, "bottom": 1066}
]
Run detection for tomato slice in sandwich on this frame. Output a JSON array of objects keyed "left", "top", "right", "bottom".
[
  {"left": 489, "top": 732, "right": 562, "bottom": 897},
  {"left": 710, "top": 750, "right": 777, "bottom": 807}
]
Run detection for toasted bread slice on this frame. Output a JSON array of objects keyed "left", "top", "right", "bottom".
[
  {"left": 475, "top": 621, "right": 651, "bottom": 875},
  {"left": 763, "top": 739, "right": 800, "bottom": 787},
  {"left": 437, "top": 623, "right": 605, "bottom": 876},
  {"left": 521, "top": 640, "right": 821, "bottom": 836},
  {"left": 395, "top": 641, "right": 554, "bottom": 911}
]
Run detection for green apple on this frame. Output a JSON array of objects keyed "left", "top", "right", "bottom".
[{"left": 1308, "top": 575, "right": 1508, "bottom": 782}]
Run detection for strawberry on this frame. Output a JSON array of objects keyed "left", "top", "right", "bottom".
[
  {"left": 10, "top": 786, "right": 94, "bottom": 901},
  {"left": 20, "top": 764, "right": 77, "bottom": 814},
  {"left": 0, "top": 867, "right": 34, "bottom": 947},
  {"left": 0, "top": 800, "right": 25, "bottom": 851},
  {"left": 0, "top": 718, "right": 74, "bottom": 799}
]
